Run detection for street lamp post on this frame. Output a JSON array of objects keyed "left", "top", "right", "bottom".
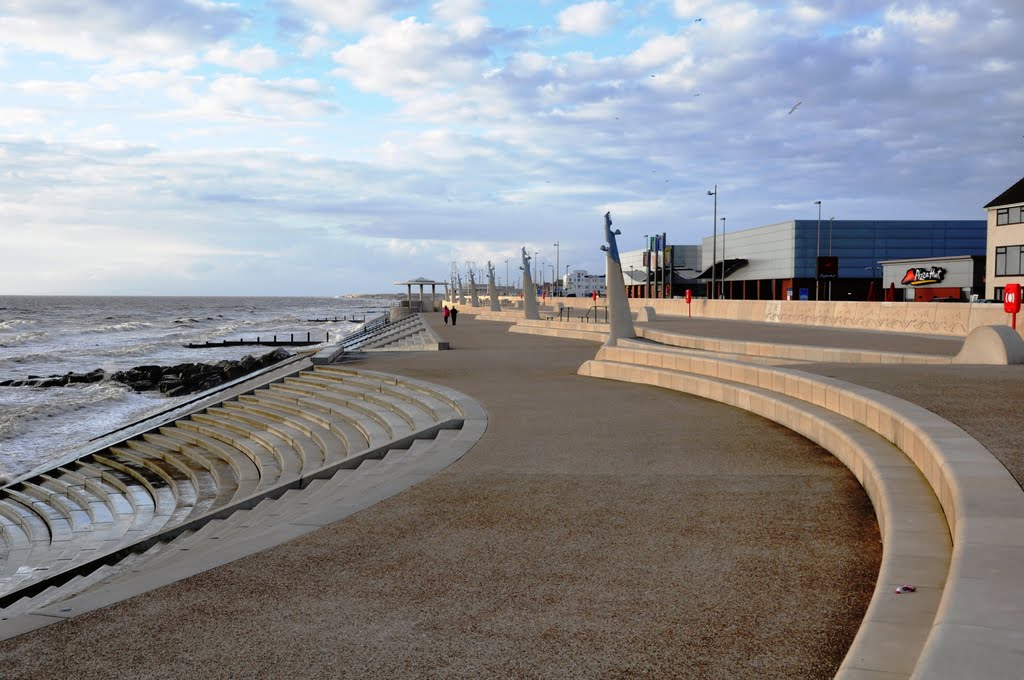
[
  {"left": 815, "top": 200, "right": 822, "bottom": 300},
  {"left": 720, "top": 217, "right": 726, "bottom": 299},
  {"left": 708, "top": 186, "right": 717, "bottom": 300},
  {"left": 643, "top": 234, "right": 650, "bottom": 298},
  {"left": 505, "top": 258, "right": 509, "bottom": 295},
  {"left": 553, "top": 241, "right": 559, "bottom": 295}
]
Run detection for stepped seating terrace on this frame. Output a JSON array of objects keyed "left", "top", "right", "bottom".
[{"left": 0, "top": 363, "right": 485, "bottom": 632}]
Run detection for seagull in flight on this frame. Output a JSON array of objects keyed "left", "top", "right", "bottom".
[{"left": 788, "top": 101, "right": 802, "bottom": 115}]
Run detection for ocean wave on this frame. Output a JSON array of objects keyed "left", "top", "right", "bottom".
[
  {"left": 92, "top": 341, "right": 168, "bottom": 358},
  {"left": 0, "top": 330, "right": 46, "bottom": 347},
  {"left": 0, "top": 381, "right": 130, "bottom": 440},
  {"left": 80, "top": 320, "right": 154, "bottom": 334},
  {"left": 0, "top": 350, "right": 65, "bottom": 368},
  {"left": 0, "top": 318, "right": 38, "bottom": 330}
]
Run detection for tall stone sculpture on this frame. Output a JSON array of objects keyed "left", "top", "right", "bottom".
[
  {"left": 520, "top": 247, "right": 540, "bottom": 320},
  {"left": 457, "top": 273, "right": 466, "bottom": 305},
  {"left": 487, "top": 260, "right": 501, "bottom": 312},
  {"left": 468, "top": 267, "right": 481, "bottom": 307},
  {"left": 601, "top": 211, "right": 637, "bottom": 346}
]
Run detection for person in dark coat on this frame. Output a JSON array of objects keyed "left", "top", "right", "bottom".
[{"left": 450, "top": 306, "right": 459, "bottom": 326}]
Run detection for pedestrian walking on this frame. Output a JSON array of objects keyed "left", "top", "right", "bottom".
[
  {"left": 443, "top": 305, "right": 450, "bottom": 325},
  {"left": 450, "top": 306, "right": 459, "bottom": 326}
]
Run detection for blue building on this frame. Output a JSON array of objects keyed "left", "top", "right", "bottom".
[{"left": 698, "top": 219, "right": 986, "bottom": 301}]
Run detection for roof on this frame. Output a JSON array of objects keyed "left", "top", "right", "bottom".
[
  {"left": 393, "top": 277, "right": 447, "bottom": 285},
  {"left": 694, "top": 258, "right": 749, "bottom": 280},
  {"left": 878, "top": 254, "right": 984, "bottom": 265},
  {"left": 984, "top": 176, "right": 1024, "bottom": 208}
]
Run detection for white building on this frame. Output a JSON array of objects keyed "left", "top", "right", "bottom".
[
  {"left": 984, "top": 176, "right": 1024, "bottom": 301},
  {"left": 562, "top": 269, "right": 606, "bottom": 297}
]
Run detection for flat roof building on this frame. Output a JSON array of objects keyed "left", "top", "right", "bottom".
[{"left": 697, "top": 219, "right": 986, "bottom": 301}]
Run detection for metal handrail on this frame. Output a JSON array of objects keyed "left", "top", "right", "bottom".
[
  {"left": 557, "top": 307, "right": 573, "bottom": 321},
  {"left": 581, "top": 305, "right": 608, "bottom": 323},
  {"left": 339, "top": 313, "right": 392, "bottom": 350}
]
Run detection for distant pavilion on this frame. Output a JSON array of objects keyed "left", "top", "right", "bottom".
[{"left": 394, "top": 277, "right": 448, "bottom": 311}]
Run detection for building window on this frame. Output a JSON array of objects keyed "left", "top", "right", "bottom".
[
  {"left": 995, "top": 245, "right": 1024, "bottom": 276},
  {"left": 997, "top": 206, "right": 1024, "bottom": 226}
]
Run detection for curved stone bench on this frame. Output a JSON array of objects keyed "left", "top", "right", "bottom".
[
  {"left": 638, "top": 325, "right": 954, "bottom": 365},
  {"left": 508, "top": 318, "right": 609, "bottom": 343},
  {"left": 581, "top": 339, "right": 1024, "bottom": 679}
]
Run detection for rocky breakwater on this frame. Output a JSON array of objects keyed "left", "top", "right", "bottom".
[{"left": 0, "top": 348, "right": 293, "bottom": 398}]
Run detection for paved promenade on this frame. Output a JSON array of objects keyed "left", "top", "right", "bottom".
[{"left": 0, "top": 311, "right": 884, "bottom": 679}]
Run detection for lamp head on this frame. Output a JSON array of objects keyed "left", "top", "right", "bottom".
[
  {"left": 707, "top": 190, "right": 715, "bottom": 196},
  {"left": 814, "top": 200, "right": 821, "bottom": 205}
]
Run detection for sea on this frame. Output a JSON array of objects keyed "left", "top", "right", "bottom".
[{"left": 0, "top": 295, "right": 390, "bottom": 482}]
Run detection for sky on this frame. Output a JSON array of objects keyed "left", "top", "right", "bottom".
[{"left": 1, "top": 0, "right": 1022, "bottom": 296}]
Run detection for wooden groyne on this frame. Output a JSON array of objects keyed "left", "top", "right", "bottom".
[
  {"left": 185, "top": 332, "right": 328, "bottom": 348},
  {"left": 306, "top": 315, "right": 375, "bottom": 323}
]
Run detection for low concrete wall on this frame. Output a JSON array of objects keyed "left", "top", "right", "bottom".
[{"left": 606, "top": 298, "right": 1015, "bottom": 338}]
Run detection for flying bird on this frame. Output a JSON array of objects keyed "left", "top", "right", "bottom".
[{"left": 788, "top": 101, "right": 802, "bottom": 115}]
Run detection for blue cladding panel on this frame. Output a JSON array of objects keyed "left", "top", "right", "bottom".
[{"left": 790, "top": 220, "right": 985, "bottom": 278}]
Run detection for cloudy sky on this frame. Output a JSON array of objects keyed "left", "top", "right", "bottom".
[{"left": 1, "top": 0, "right": 1021, "bottom": 295}]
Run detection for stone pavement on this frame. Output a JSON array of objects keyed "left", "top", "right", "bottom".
[{"left": 0, "top": 312, "right": 891, "bottom": 679}]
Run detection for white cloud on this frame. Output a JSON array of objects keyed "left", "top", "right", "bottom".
[
  {"left": 558, "top": 2, "right": 617, "bottom": 36},
  {"left": 789, "top": 3, "right": 827, "bottom": 24},
  {"left": 331, "top": 17, "right": 485, "bottom": 97},
  {"left": 299, "top": 20, "right": 332, "bottom": 57},
  {"left": 0, "top": 0, "right": 246, "bottom": 65},
  {"left": 884, "top": 3, "right": 959, "bottom": 44},
  {"left": 205, "top": 43, "right": 280, "bottom": 73},
  {"left": 672, "top": 0, "right": 712, "bottom": 18},
  {"left": 287, "top": 0, "right": 418, "bottom": 31},
  {"left": 0, "top": 107, "right": 47, "bottom": 127},
  {"left": 626, "top": 33, "right": 691, "bottom": 71},
  {"left": 200, "top": 76, "right": 336, "bottom": 118},
  {"left": 982, "top": 58, "right": 1013, "bottom": 73}
]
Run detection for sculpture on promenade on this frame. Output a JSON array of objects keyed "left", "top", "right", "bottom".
[
  {"left": 487, "top": 261, "right": 501, "bottom": 312},
  {"left": 521, "top": 247, "right": 539, "bottom": 320},
  {"left": 457, "top": 273, "right": 466, "bottom": 305},
  {"left": 600, "top": 211, "right": 636, "bottom": 346},
  {"left": 468, "top": 266, "right": 481, "bottom": 307}
]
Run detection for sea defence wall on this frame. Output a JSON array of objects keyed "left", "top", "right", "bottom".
[
  {"left": 624, "top": 299, "right": 1012, "bottom": 337},
  {"left": 461, "top": 297, "right": 1017, "bottom": 338},
  {"left": 460, "top": 299, "right": 1019, "bottom": 337}
]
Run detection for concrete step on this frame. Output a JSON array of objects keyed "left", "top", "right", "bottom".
[
  {"left": 239, "top": 392, "right": 362, "bottom": 463},
  {"left": 261, "top": 384, "right": 384, "bottom": 449},
  {"left": 290, "top": 372, "right": 434, "bottom": 430},
  {"left": 156, "top": 426, "right": 260, "bottom": 501},
  {"left": 175, "top": 418, "right": 283, "bottom": 489}
]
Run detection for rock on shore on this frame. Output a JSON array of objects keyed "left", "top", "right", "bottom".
[{"left": 0, "top": 348, "right": 293, "bottom": 397}]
